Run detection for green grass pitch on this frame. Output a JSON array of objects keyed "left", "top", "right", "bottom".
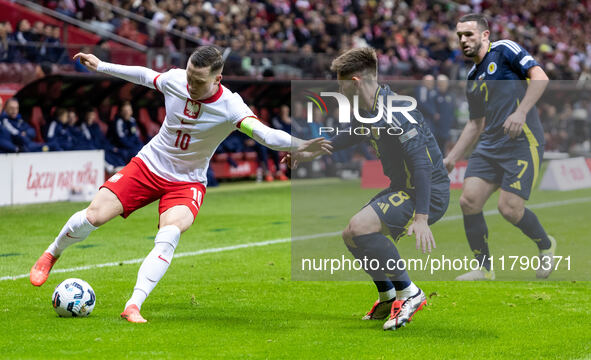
[{"left": 0, "top": 180, "right": 590, "bottom": 359}]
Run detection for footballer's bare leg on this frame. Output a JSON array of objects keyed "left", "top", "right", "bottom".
[
  {"left": 459, "top": 177, "right": 498, "bottom": 215},
  {"left": 85, "top": 188, "right": 125, "bottom": 227},
  {"left": 30, "top": 188, "right": 123, "bottom": 287},
  {"left": 456, "top": 177, "right": 498, "bottom": 281},
  {"left": 159, "top": 205, "right": 194, "bottom": 233},
  {"left": 498, "top": 190, "right": 556, "bottom": 278},
  {"left": 122, "top": 205, "right": 193, "bottom": 323}
]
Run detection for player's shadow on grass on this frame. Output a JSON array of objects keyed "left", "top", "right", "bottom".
[{"left": 148, "top": 304, "right": 497, "bottom": 340}]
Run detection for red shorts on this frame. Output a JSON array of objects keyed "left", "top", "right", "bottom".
[{"left": 100, "top": 157, "right": 206, "bottom": 220}]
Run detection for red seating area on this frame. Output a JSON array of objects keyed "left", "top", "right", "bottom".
[{"left": 210, "top": 152, "right": 285, "bottom": 180}]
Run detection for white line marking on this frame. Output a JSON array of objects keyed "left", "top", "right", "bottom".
[
  {"left": 440, "top": 196, "right": 591, "bottom": 222},
  {"left": 2, "top": 197, "right": 590, "bottom": 282}
]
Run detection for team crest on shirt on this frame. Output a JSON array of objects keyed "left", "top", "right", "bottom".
[
  {"left": 487, "top": 62, "right": 497, "bottom": 75},
  {"left": 183, "top": 99, "right": 201, "bottom": 119}
]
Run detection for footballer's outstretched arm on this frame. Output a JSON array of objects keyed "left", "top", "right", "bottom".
[
  {"left": 237, "top": 116, "right": 332, "bottom": 154},
  {"left": 278, "top": 125, "right": 367, "bottom": 167},
  {"left": 73, "top": 53, "right": 160, "bottom": 89},
  {"left": 443, "top": 116, "right": 485, "bottom": 172}
]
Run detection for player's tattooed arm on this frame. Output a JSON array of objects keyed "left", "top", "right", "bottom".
[{"left": 503, "top": 66, "right": 549, "bottom": 139}]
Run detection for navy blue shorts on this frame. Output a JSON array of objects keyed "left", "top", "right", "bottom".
[
  {"left": 368, "top": 187, "right": 449, "bottom": 241},
  {"left": 465, "top": 144, "right": 543, "bottom": 200}
]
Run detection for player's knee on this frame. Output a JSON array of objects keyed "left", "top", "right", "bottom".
[
  {"left": 497, "top": 200, "right": 523, "bottom": 224},
  {"left": 341, "top": 223, "right": 359, "bottom": 243},
  {"left": 345, "top": 215, "right": 377, "bottom": 238},
  {"left": 85, "top": 189, "right": 123, "bottom": 227},
  {"left": 160, "top": 212, "right": 193, "bottom": 233},
  {"left": 459, "top": 193, "right": 481, "bottom": 214},
  {"left": 85, "top": 206, "right": 102, "bottom": 227}
]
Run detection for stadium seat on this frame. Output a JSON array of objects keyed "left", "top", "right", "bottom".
[
  {"left": 213, "top": 153, "right": 229, "bottom": 161},
  {"left": 230, "top": 152, "right": 245, "bottom": 161},
  {"left": 29, "top": 106, "right": 45, "bottom": 143},
  {"left": 138, "top": 108, "right": 160, "bottom": 137},
  {"left": 157, "top": 107, "right": 166, "bottom": 123},
  {"left": 244, "top": 151, "right": 258, "bottom": 160}
]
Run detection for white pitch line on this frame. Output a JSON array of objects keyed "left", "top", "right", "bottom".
[
  {"left": 1, "top": 196, "right": 590, "bottom": 282},
  {"left": 439, "top": 196, "right": 591, "bottom": 222},
  {"left": 0, "top": 232, "right": 340, "bottom": 282}
]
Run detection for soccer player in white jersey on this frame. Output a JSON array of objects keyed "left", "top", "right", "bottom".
[{"left": 30, "top": 46, "right": 331, "bottom": 323}]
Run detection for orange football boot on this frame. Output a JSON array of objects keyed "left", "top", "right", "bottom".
[
  {"left": 121, "top": 304, "right": 147, "bottom": 323},
  {"left": 30, "top": 252, "right": 58, "bottom": 287}
]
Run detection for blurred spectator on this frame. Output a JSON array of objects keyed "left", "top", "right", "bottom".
[
  {"left": 93, "top": 38, "right": 112, "bottom": 63},
  {"left": 0, "top": 119, "right": 19, "bottom": 153},
  {"left": 66, "top": 109, "right": 93, "bottom": 150},
  {"left": 40, "top": 25, "right": 66, "bottom": 63},
  {"left": 74, "top": 46, "right": 92, "bottom": 72},
  {"left": 9, "top": 19, "right": 31, "bottom": 63},
  {"left": 434, "top": 74, "right": 456, "bottom": 156},
  {"left": 29, "top": 21, "right": 44, "bottom": 43},
  {"left": 79, "top": 109, "right": 127, "bottom": 171},
  {"left": 55, "top": 0, "right": 76, "bottom": 18},
  {"left": 14, "top": 0, "right": 588, "bottom": 80},
  {"left": 45, "top": 107, "right": 72, "bottom": 151},
  {"left": 0, "top": 22, "right": 9, "bottom": 62},
  {"left": 415, "top": 75, "right": 438, "bottom": 131},
  {"left": 290, "top": 101, "right": 311, "bottom": 139},
  {"left": 271, "top": 105, "right": 291, "bottom": 133},
  {"left": 0, "top": 98, "right": 19, "bottom": 153},
  {"left": 108, "top": 101, "right": 144, "bottom": 162},
  {"left": 1, "top": 98, "right": 49, "bottom": 152}
]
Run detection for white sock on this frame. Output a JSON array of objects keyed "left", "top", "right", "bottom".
[
  {"left": 125, "top": 225, "right": 181, "bottom": 310},
  {"left": 46, "top": 209, "right": 98, "bottom": 257},
  {"left": 379, "top": 287, "right": 396, "bottom": 302},
  {"left": 396, "top": 282, "right": 419, "bottom": 301}
]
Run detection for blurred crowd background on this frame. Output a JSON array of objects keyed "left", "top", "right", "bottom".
[{"left": 1, "top": 0, "right": 590, "bottom": 181}]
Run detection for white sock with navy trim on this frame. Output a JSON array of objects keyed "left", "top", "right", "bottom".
[
  {"left": 379, "top": 288, "right": 397, "bottom": 302},
  {"left": 396, "top": 282, "right": 419, "bottom": 301}
]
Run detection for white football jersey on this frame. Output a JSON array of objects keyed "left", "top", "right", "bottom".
[{"left": 136, "top": 69, "right": 254, "bottom": 185}]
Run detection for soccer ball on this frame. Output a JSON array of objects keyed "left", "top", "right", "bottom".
[{"left": 52, "top": 278, "right": 96, "bottom": 317}]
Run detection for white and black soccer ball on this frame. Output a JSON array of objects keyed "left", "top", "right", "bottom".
[{"left": 52, "top": 278, "right": 96, "bottom": 317}]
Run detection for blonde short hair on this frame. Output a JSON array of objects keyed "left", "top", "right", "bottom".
[{"left": 330, "top": 47, "right": 378, "bottom": 78}]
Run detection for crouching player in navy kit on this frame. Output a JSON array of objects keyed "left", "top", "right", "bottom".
[
  {"left": 445, "top": 14, "right": 556, "bottom": 281},
  {"left": 292, "top": 47, "right": 450, "bottom": 330}
]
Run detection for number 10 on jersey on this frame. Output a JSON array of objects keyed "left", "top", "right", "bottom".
[{"left": 175, "top": 130, "right": 191, "bottom": 150}]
